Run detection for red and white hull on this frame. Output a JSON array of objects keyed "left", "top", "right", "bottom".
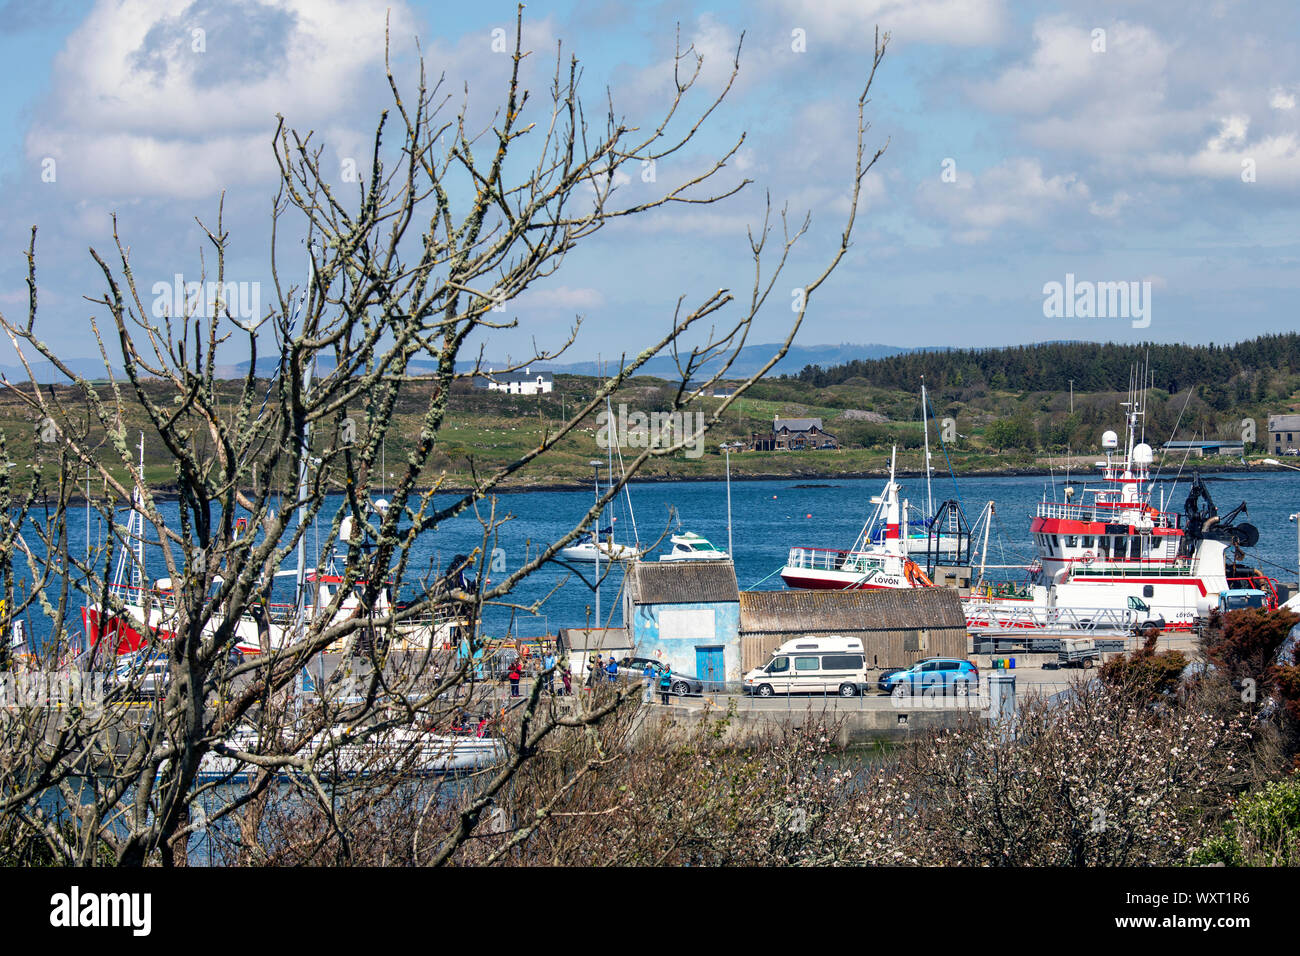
[{"left": 780, "top": 448, "right": 935, "bottom": 592}]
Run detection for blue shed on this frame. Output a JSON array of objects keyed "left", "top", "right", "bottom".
[{"left": 623, "top": 561, "right": 741, "bottom": 687}]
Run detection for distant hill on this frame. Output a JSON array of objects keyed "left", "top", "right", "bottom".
[
  {"left": 23, "top": 337, "right": 1291, "bottom": 391},
  {"left": 216, "top": 342, "right": 912, "bottom": 381},
  {"left": 473, "top": 343, "right": 913, "bottom": 379},
  {"left": 0, "top": 359, "right": 125, "bottom": 384}
]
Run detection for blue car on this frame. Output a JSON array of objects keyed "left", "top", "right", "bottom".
[{"left": 879, "top": 658, "right": 980, "bottom": 696}]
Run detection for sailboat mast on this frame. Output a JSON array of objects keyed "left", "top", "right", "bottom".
[
  {"left": 607, "top": 395, "right": 640, "bottom": 550},
  {"left": 294, "top": 248, "right": 315, "bottom": 614},
  {"left": 134, "top": 433, "right": 145, "bottom": 589},
  {"left": 921, "top": 379, "right": 933, "bottom": 519}
]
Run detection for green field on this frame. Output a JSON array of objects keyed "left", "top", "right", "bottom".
[{"left": 1, "top": 368, "right": 1295, "bottom": 497}]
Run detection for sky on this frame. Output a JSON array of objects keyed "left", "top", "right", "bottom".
[{"left": 0, "top": 0, "right": 1297, "bottom": 371}]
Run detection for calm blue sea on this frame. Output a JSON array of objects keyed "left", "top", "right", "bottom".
[{"left": 20, "top": 470, "right": 1300, "bottom": 645}]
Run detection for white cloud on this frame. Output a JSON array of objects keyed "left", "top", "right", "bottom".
[
  {"left": 1146, "top": 117, "right": 1300, "bottom": 185},
  {"left": 517, "top": 286, "right": 605, "bottom": 311},
  {"left": 768, "top": 0, "right": 1005, "bottom": 47},
  {"left": 1088, "top": 191, "right": 1130, "bottom": 219},
  {"left": 1271, "top": 87, "right": 1297, "bottom": 111},
  {"left": 968, "top": 17, "right": 1181, "bottom": 156},
  {"left": 917, "top": 157, "right": 1090, "bottom": 242},
  {"left": 25, "top": 0, "right": 413, "bottom": 198}
]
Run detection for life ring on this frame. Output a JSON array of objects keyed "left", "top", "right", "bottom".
[{"left": 1081, "top": 551, "right": 1095, "bottom": 566}]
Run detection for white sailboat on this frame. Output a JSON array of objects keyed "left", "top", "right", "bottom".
[
  {"left": 557, "top": 398, "right": 643, "bottom": 564},
  {"left": 190, "top": 723, "right": 506, "bottom": 781}
]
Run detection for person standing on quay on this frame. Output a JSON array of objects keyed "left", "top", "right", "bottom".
[
  {"left": 659, "top": 665, "right": 673, "bottom": 706},
  {"left": 642, "top": 662, "right": 656, "bottom": 704},
  {"left": 507, "top": 657, "right": 522, "bottom": 698},
  {"left": 544, "top": 649, "right": 557, "bottom": 694}
]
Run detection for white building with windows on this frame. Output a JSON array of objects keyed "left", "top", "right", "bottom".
[
  {"left": 1268, "top": 414, "right": 1300, "bottom": 455},
  {"left": 473, "top": 367, "right": 555, "bottom": 395}
]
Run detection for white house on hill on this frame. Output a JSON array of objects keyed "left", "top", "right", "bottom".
[{"left": 473, "top": 367, "right": 555, "bottom": 395}]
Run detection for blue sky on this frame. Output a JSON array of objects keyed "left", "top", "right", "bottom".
[{"left": 1, "top": 0, "right": 1297, "bottom": 371}]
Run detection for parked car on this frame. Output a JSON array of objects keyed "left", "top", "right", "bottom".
[
  {"left": 108, "top": 654, "right": 170, "bottom": 700},
  {"left": 879, "top": 658, "right": 979, "bottom": 696},
  {"left": 616, "top": 657, "right": 704, "bottom": 696}
]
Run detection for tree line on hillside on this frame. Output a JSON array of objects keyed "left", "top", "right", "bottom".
[{"left": 793, "top": 335, "right": 1300, "bottom": 395}]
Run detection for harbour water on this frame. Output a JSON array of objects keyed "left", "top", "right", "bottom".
[
  {"left": 22, "top": 470, "right": 1300, "bottom": 645},
  {"left": 460, "top": 470, "right": 1300, "bottom": 635}
]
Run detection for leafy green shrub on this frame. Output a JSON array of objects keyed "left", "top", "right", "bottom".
[{"left": 1191, "top": 777, "right": 1300, "bottom": 866}]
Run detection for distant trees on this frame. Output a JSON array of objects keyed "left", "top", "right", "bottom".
[
  {"left": 985, "top": 415, "right": 1037, "bottom": 453},
  {"left": 789, "top": 334, "right": 1300, "bottom": 396}
]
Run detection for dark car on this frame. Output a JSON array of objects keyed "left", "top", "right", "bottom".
[{"left": 616, "top": 657, "right": 704, "bottom": 696}]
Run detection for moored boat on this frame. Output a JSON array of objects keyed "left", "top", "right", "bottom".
[
  {"left": 658, "top": 532, "right": 729, "bottom": 561},
  {"left": 964, "top": 382, "right": 1277, "bottom": 631},
  {"left": 779, "top": 448, "right": 940, "bottom": 590}
]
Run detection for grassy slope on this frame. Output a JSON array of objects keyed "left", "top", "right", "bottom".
[{"left": 2, "top": 371, "right": 1296, "bottom": 496}]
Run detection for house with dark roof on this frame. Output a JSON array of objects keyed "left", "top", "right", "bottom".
[
  {"left": 472, "top": 366, "right": 554, "bottom": 395},
  {"left": 1268, "top": 414, "right": 1300, "bottom": 455},
  {"left": 623, "top": 561, "right": 741, "bottom": 685},
  {"left": 748, "top": 415, "right": 839, "bottom": 451},
  {"left": 737, "top": 588, "right": 968, "bottom": 672}
]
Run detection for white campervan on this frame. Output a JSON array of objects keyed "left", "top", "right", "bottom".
[{"left": 743, "top": 636, "right": 868, "bottom": 698}]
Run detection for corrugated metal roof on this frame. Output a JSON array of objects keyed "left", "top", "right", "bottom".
[
  {"left": 738, "top": 587, "right": 966, "bottom": 633},
  {"left": 628, "top": 561, "right": 740, "bottom": 605},
  {"left": 558, "top": 627, "right": 631, "bottom": 651}
]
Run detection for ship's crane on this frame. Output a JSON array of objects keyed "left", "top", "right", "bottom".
[{"left": 1180, "top": 472, "right": 1258, "bottom": 555}]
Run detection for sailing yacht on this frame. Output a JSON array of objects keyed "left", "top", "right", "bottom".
[{"left": 556, "top": 530, "right": 639, "bottom": 563}]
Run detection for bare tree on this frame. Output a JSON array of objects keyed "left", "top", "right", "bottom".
[{"left": 0, "top": 9, "right": 888, "bottom": 866}]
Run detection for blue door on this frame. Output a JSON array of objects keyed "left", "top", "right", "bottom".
[{"left": 696, "top": 646, "right": 724, "bottom": 691}]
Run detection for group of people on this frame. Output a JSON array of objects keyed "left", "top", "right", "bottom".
[
  {"left": 505, "top": 649, "right": 573, "bottom": 697},
  {"left": 502, "top": 648, "right": 673, "bottom": 705}
]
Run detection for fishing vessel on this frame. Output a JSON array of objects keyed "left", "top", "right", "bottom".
[
  {"left": 965, "top": 384, "right": 1278, "bottom": 631},
  {"left": 83, "top": 535, "right": 465, "bottom": 656},
  {"left": 779, "top": 448, "right": 949, "bottom": 590},
  {"left": 82, "top": 442, "right": 464, "bottom": 656}
]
